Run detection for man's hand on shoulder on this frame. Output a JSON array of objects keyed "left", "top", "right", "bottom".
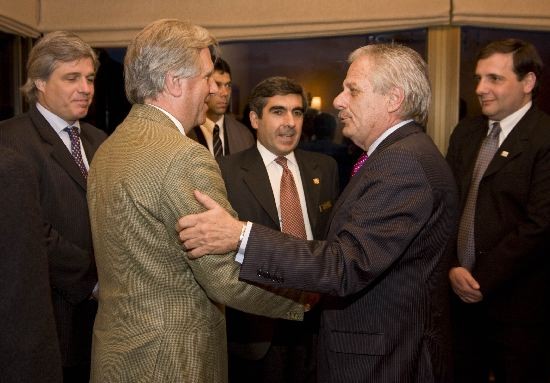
[{"left": 177, "top": 190, "right": 243, "bottom": 258}]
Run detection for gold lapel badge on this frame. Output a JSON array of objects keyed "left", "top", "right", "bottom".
[
  {"left": 500, "top": 150, "right": 509, "bottom": 158},
  {"left": 313, "top": 178, "right": 320, "bottom": 185},
  {"left": 319, "top": 200, "right": 332, "bottom": 212}
]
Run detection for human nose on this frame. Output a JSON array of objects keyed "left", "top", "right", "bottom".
[
  {"left": 209, "top": 77, "right": 218, "bottom": 95},
  {"left": 219, "top": 84, "right": 230, "bottom": 97},
  {"left": 79, "top": 78, "right": 93, "bottom": 94},
  {"left": 333, "top": 91, "right": 345, "bottom": 110},
  {"left": 475, "top": 78, "right": 487, "bottom": 96},
  {"left": 283, "top": 112, "right": 296, "bottom": 127}
]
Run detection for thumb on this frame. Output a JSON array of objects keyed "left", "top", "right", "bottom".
[{"left": 194, "top": 190, "right": 221, "bottom": 210}]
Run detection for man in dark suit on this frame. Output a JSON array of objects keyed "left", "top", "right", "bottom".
[
  {"left": 446, "top": 38, "right": 550, "bottom": 383},
  {"left": 0, "top": 31, "right": 107, "bottom": 382},
  {"left": 220, "top": 77, "right": 339, "bottom": 382},
  {"left": 188, "top": 58, "right": 255, "bottom": 156},
  {"left": 0, "top": 146, "right": 62, "bottom": 383},
  {"left": 178, "top": 44, "right": 458, "bottom": 382}
]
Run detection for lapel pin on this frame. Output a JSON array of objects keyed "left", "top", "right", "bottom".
[
  {"left": 313, "top": 178, "right": 320, "bottom": 185},
  {"left": 500, "top": 150, "right": 509, "bottom": 158}
]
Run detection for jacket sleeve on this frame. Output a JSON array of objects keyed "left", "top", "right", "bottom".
[{"left": 161, "top": 144, "right": 304, "bottom": 321}]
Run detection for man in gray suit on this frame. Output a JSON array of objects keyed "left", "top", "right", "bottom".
[
  {"left": 0, "top": 31, "right": 106, "bottom": 382},
  {"left": 189, "top": 58, "right": 255, "bottom": 156},
  {"left": 178, "top": 44, "right": 458, "bottom": 382},
  {"left": 220, "top": 77, "right": 339, "bottom": 383}
]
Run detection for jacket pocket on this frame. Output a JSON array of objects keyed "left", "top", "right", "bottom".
[{"left": 327, "top": 330, "right": 386, "bottom": 355}]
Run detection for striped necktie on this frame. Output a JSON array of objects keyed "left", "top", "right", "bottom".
[{"left": 212, "top": 124, "right": 223, "bottom": 157}]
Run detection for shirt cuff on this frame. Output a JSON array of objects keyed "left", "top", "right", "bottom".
[{"left": 235, "top": 221, "right": 252, "bottom": 264}]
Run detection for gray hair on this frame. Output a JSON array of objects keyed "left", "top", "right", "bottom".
[
  {"left": 21, "top": 31, "right": 98, "bottom": 103},
  {"left": 349, "top": 44, "right": 431, "bottom": 126},
  {"left": 124, "top": 19, "right": 218, "bottom": 104}
]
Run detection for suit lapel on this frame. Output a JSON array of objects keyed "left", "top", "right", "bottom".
[
  {"left": 241, "top": 148, "right": 280, "bottom": 227},
  {"left": 29, "top": 105, "right": 87, "bottom": 190},
  {"left": 483, "top": 108, "right": 535, "bottom": 180},
  {"left": 328, "top": 122, "right": 423, "bottom": 224},
  {"left": 295, "top": 150, "right": 321, "bottom": 232}
]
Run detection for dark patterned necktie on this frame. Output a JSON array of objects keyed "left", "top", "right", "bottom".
[
  {"left": 65, "top": 126, "right": 88, "bottom": 179},
  {"left": 457, "top": 122, "right": 502, "bottom": 270},
  {"left": 351, "top": 152, "right": 369, "bottom": 176},
  {"left": 275, "top": 156, "right": 307, "bottom": 239},
  {"left": 212, "top": 124, "right": 223, "bottom": 157}
]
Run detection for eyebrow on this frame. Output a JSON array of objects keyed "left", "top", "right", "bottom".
[{"left": 268, "top": 106, "right": 304, "bottom": 112}]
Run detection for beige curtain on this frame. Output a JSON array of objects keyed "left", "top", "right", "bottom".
[
  {"left": 0, "top": 0, "right": 40, "bottom": 37},
  {"left": 2, "top": 0, "right": 449, "bottom": 46},
  {"left": 452, "top": 0, "right": 550, "bottom": 31}
]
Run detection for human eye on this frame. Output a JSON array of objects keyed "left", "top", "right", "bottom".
[{"left": 293, "top": 109, "right": 304, "bottom": 117}]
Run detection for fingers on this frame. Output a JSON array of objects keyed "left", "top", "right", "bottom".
[{"left": 194, "top": 190, "right": 221, "bottom": 210}]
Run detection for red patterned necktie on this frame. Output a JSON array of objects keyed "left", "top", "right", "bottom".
[
  {"left": 65, "top": 126, "right": 88, "bottom": 179},
  {"left": 275, "top": 156, "right": 307, "bottom": 239},
  {"left": 351, "top": 152, "right": 369, "bottom": 176}
]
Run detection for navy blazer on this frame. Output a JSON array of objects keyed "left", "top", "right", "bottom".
[
  {"left": 238, "top": 123, "right": 458, "bottom": 382},
  {"left": 0, "top": 105, "right": 106, "bottom": 366},
  {"left": 218, "top": 145, "right": 339, "bottom": 360},
  {"left": 446, "top": 106, "right": 550, "bottom": 323}
]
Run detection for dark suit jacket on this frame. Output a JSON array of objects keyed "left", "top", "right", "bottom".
[
  {"left": 218, "top": 146, "right": 339, "bottom": 359},
  {"left": 189, "top": 114, "right": 254, "bottom": 155},
  {"left": 238, "top": 123, "right": 458, "bottom": 382},
  {"left": 0, "top": 146, "right": 63, "bottom": 383},
  {"left": 0, "top": 104, "right": 107, "bottom": 367},
  {"left": 446, "top": 106, "right": 550, "bottom": 324}
]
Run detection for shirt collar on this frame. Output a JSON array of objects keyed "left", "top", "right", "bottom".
[
  {"left": 488, "top": 101, "right": 531, "bottom": 136},
  {"left": 147, "top": 104, "right": 186, "bottom": 136},
  {"left": 201, "top": 116, "right": 225, "bottom": 133},
  {"left": 36, "top": 102, "right": 81, "bottom": 134},
  {"left": 367, "top": 119, "right": 413, "bottom": 156},
  {"left": 256, "top": 141, "right": 297, "bottom": 167}
]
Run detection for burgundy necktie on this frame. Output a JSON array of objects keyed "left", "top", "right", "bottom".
[
  {"left": 275, "top": 156, "right": 307, "bottom": 239},
  {"left": 351, "top": 152, "right": 369, "bottom": 176},
  {"left": 65, "top": 126, "right": 88, "bottom": 179}
]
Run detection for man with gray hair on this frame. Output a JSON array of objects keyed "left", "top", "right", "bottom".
[
  {"left": 87, "top": 19, "right": 305, "bottom": 383},
  {"left": 0, "top": 30, "right": 106, "bottom": 382},
  {"left": 178, "top": 44, "right": 459, "bottom": 382}
]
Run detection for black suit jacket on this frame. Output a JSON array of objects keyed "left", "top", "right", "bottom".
[
  {"left": 446, "top": 106, "right": 550, "bottom": 323},
  {"left": 0, "top": 146, "right": 62, "bottom": 382},
  {"left": 239, "top": 123, "right": 458, "bottom": 382},
  {"left": 218, "top": 146, "right": 339, "bottom": 359},
  {"left": 189, "top": 114, "right": 254, "bottom": 156},
  {"left": 0, "top": 105, "right": 107, "bottom": 367}
]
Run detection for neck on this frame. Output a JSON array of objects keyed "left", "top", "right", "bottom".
[{"left": 206, "top": 111, "right": 222, "bottom": 122}]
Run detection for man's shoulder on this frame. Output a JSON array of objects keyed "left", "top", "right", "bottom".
[
  {"left": 218, "top": 145, "right": 257, "bottom": 168},
  {"left": 81, "top": 121, "right": 107, "bottom": 141},
  {"left": 295, "top": 147, "right": 337, "bottom": 167},
  {"left": 0, "top": 112, "right": 33, "bottom": 131},
  {"left": 224, "top": 114, "right": 246, "bottom": 128}
]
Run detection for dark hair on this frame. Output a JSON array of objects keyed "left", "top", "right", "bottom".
[
  {"left": 213, "top": 57, "right": 231, "bottom": 76},
  {"left": 248, "top": 76, "right": 307, "bottom": 118},
  {"left": 477, "top": 38, "right": 543, "bottom": 97}
]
